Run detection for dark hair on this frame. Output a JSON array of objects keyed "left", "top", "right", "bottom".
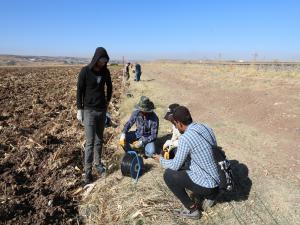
[
  {"left": 164, "top": 103, "right": 180, "bottom": 121},
  {"left": 173, "top": 106, "right": 193, "bottom": 125}
]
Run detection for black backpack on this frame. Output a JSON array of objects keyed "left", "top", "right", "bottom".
[{"left": 192, "top": 125, "right": 234, "bottom": 192}]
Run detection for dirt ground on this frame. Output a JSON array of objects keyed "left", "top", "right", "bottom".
[
  {"left": 141, "top": 63, "right": 300, "bottom": 223},
  {"left": 1, "top": 63, "right": 299, "bottom": 224},
  {"left": 0, "top": 65, "right": 123, "bottom": 224},
  {"left": 81, "top": 62, "right": 299, "bottom": 225}
]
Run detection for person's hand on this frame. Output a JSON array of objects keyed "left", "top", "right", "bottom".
[
  {"left": 152, "top": 154, "right": 161, "bottom": 162},
  {"left": 131, "top": 140, "right": 143, "bottom": 149},
  {"left": 77, "top": 110, "right": 83, "bottom": 123},
  {"left": 119, "top": 133, "right": 126, "bottom": 147},
  {"left": 163, "top": 140, "right": 172, "bottom": 151}
]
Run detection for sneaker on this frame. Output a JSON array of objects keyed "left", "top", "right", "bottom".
[
  {"left": 95, "top": 164, "right": 106, "bottom": 176},
  {"left": 174, "top": 206, "right": 200, "bottom": 220},
  {"left": 201, "top": 199, "right": 215, "bottom": 211}
]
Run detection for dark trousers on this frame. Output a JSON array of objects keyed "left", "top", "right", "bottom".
[
  {"left": 163, "top": 169, "right": 218, "bottom": 209},
  {"left": 83, "top": 110, "right": 105, "bottom": 173},
  {"left": 135, "top": 72, "right": 141, "bottom": 81}
]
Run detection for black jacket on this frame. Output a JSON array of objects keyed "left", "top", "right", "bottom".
[{"left": 76, "top": 47, "right": 112, "bottom": 111}]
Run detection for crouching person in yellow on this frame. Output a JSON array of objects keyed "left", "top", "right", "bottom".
[{"left": 153, "top": 106, "right": 220, "bottom": 220}]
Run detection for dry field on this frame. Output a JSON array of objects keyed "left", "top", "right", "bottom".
[
  {"left": 1, "top": 63, "right": 299, "bottom": 225},
  {"left": 0, "top": 65, "right": 123, "bottom": 224},
  {"left": 81, "top": 62, "right": 300, "bottom": 225}
]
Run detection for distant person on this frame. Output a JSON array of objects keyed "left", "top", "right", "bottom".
[
  {"left": 134, "top": 63, "right": 142, "bottom": 81},
  {"left": 76, "top": 47, "right": 112, "bottom": 185},
  {"left": 153, "top": 106, "right": 220, "bottom": 219},
  {"left": 124, "top": 62, "right": 130, "bottom": 80},
  {"left": 119, "top": 96, "right": 159, "bottom": 157}
]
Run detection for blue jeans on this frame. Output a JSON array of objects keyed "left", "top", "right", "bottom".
[
  {"left": 125, "top": 131, "right": 155, "bottom": 157},
  {"left": 135, "top": 72, "right": 141, "bottom": 81}
]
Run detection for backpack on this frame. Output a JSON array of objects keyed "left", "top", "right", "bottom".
[
  {"left": 192, "top": 125, "right": 235, "bottom": 192},
  {"left": 211, "top": 145, "right": 234, "bottom": 191}
]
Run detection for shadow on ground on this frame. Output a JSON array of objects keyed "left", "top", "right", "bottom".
[
  {"left": 142, "top": 163, "right": 155, "bottom": 175},
  {"left": 141, "top": 79, "right": 155, "bottom": 82}
]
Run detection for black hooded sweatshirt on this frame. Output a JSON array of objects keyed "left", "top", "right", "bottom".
[{"left": 76, "top": 47, "right": 112, "bottom": 111}]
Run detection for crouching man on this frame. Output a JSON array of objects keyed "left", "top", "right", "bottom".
[
  {"left": 153, "top": 106, "right": 220, "bottom": 219},
  {"left": 120, "top": 96, "right": 159, "bottom": 157}
]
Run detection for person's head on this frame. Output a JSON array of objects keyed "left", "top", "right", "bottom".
[
  {"left": 95, "top": 57, "right": 108, "bottom": 69},
  {"left": 172, "top": 106, "right": 193, "bottom": 134},
  {"left": 89, "top": 47, "right": 109, "bottom": 71},
  {"left": 136, "top": 96, "right": 155, "bottom": 114},
  {"left": 164, "top": 103, "right": 180, "bottom": 124}
]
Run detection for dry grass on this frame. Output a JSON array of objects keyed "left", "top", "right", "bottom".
[{"left": 79, "top": 63, "right": 299, "bottom": 225}]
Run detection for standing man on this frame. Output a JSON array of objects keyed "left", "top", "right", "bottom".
[
  {"left": 119, "top": 96, "right": 159, "bottom": 157},
  {"left": 134, "top": 63, "right": 142, "bottom": 81},
  {"left": 153, "top": 106, "right": 220, "bottom": 219},
  {"left": 124, "top": 62, "right": 130, "bottom": 80},
  {"left": 76, "top": 47, "right": 112, "bottom": 185}
]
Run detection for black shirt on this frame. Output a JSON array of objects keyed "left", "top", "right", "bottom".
[{"left": 76, "top": 66, "right": 112, "bottom": 111}]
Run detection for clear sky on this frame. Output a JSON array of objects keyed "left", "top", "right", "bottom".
[{"left": 1, "top": 0, "right": 299, "bottom": 61}]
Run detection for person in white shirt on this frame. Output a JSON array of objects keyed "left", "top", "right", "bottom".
[{"left": 162, "top": 104, "right": 181, "bottom": 159}]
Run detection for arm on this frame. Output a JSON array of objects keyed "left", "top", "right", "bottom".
[
  {"left": 159, "top": 137, "right": 190, "bottom": 171},
  {"left": 170, "top": 125, "right": 180, "bottom": 147},
  {"left": 122, "top": 111, "right": 138, "bottom": 133},
  {"left": 76, "top": 68, "right": 86, "bottom": 109},
  {"left": 105, "top": 70, "right": 113, "bottom": 104}
]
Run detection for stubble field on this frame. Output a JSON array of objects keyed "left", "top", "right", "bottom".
[{"left": 1, "top": 63, "right": 299, "bottom": 225}]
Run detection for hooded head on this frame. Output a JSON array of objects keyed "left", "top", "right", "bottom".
[{"left": 88, "top": 47, "right": 110, "bottom": 69}]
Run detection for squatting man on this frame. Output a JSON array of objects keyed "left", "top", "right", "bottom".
[
  {"left": 152, "top": 106, "right": 221, "bottom": 220},
  {"left": 119, "top": 96, "right": 159, "bottom": 157}
]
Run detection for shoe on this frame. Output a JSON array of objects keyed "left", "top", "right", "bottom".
[
  {"left": 95, "top": 164, "right": 106, "bottom": 176},
  {"left": 173, "top": 206, "right": 200, "bottom": 220},
  {"left": 84, "top": 171, "right": 93, "bottom": 185},
  {"left": 201, "top": 199, "right": 215, "bottom": 211}
]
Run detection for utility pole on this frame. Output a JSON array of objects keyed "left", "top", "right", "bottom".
[
  {"left": 122, "top": 56, "right": 125, "bottom": 88},
  {"left": 253, "top": 52, "right": 258, "bottom": 63}
]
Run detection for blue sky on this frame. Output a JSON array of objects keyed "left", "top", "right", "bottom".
[{"left": 1, "top": 0, "right": 299, "bottom": 60}]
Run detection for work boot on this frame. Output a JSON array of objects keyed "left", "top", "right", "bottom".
[
  {"left": 201, "top": 199, "right": 215, "bottom": 211},
  {"left": 174, "top": 206, "right": 200, "bottom": 220},
  {"left": 84, "top": 171, "right": 93, "bottom": 185},
  {"left": 95, "top": 164, "right": 106, "bottom": 177}
]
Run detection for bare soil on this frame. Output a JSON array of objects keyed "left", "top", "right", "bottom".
[
  {"left": 0, "top": 66, "right": 123, "bottom": 224},
  {"left": 138, "top": 63, "right": 300, "bottom": 224}
]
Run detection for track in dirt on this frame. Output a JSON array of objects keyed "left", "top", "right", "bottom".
[{"left": 0, "top": 66, "right": 123, "bottom": 224}]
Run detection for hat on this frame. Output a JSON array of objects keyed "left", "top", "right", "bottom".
[
  {"left": 173, "top": 106, "right": 192, "bottom": 124},
  {"left": 136, "top": 96, "right": 155, "bottom": 112},
  {"left": 98, "top": 57, "right": 108, "bottom": 63},
  {"left": 164, "top": 103, "right": 180, "bottom": 120}
]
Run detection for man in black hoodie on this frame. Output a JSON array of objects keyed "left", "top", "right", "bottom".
[{"left": 76, "top": 47, "right": 112, "bottom": 185}]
